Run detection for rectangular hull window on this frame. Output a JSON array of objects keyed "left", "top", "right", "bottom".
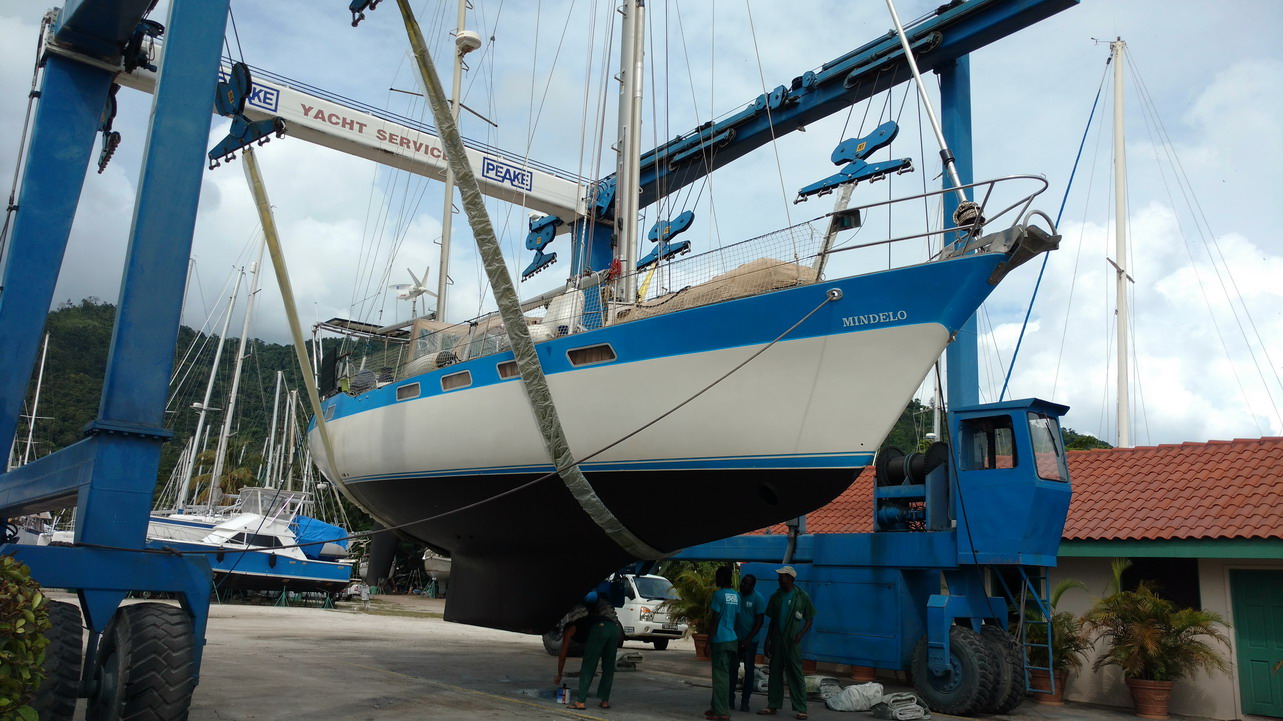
[
  {"left": 567, "top": 344, "right": 617, "bottom": 367},
  {"left": 396, "top": 382, "right": 421, "bottom": 401},
  {"left": 441, "top": 371, "right": 472, "bottom": 391},
  {"left": 498, "top": 361, "right": 519, "bottom": 379}
]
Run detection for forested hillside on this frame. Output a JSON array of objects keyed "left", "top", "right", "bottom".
[{"left": 13, "top": 298, "right": 329, "bottom": 508}]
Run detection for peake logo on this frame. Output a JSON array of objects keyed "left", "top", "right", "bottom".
[
  {"left": 482, "top": 157, "right": 533, "bottom": 192},
  {"left": 216, "top": 69, "right": 280, "bottom": 112}
]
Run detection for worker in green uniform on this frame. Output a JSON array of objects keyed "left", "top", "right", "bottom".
[
  {"left": 705, "top": 565, "right": 741, "bottom": 721},
  {"left": 732, "top": 573, "right": 766, "bottom": 712},
  {"left": 758, "top": 565, "right": 815, "bottom": 720},
  {"left": 554, "top": 592, "right": 621, "bottom": 710}
]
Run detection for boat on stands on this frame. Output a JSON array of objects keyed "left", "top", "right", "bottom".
[{"left": 148, "top": 487, "right": 353, "bottom": 594}]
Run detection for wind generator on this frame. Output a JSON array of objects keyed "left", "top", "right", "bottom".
[{"left": 389, "top": 264, "right": 436, "bottom": 318}]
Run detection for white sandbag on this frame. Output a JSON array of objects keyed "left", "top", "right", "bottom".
[{"left": 824, "top": 682, "right": 885, "bottom": 712}]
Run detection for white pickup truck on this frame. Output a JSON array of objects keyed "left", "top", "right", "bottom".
[
  {"left": 541, "top": 573, "right": 687, "bottom": 655},
  {"left": 615, "top": 573, "right": 686, "bottom": 650}
]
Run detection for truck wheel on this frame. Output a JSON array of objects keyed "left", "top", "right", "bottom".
[
  {"left": 33, "top": 600, "right": 83, "bottom": 721},
  {"left": 86, "top": 603, "right": 196, "bottom": 721},
  {"left": 912, "top": 626, "right": 997, "bottom": 716},
  {"left": 652, "top": 638, "right": 669, "bottom": 650},
  {"left": 541, "top": 627, "right": 584, "bottom": 657},
  {"left": 980, "top": 625, "right": 1025, "bottom": 714}
]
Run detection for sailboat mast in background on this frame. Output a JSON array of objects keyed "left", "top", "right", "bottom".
[{"left": 1111, "top": 38, "right": 1131, "bottom": 448}]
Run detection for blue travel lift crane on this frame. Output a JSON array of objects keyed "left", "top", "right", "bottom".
[
  {"left": 0, "top": 1, "right": 230, "bottom": 719},
  {"left": 0, "top": 1, "right": 1076, "bottom": 719},
  {"left": 674, "top": 399, "right": 1073, "bottom": 715}
]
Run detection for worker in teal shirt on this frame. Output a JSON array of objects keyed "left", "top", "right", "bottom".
[
  {"left": 731, "top": 574, "right": 766, "bottom": 712},
  {"left": 705, "top": 566, "right": 741, "bottom": 720},
  {"left": 760, "top": 565, "right": 815, "bottom": 719}
]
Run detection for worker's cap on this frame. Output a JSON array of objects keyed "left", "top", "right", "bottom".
[{"left": 775, "top": 566, "right": 797, "bottom": 578}]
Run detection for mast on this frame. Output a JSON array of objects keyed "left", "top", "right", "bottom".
[
  {"left": 264, "top": 370, "right": 282, "bottom": 486},
  {"left": 283, "top": 389, "right": 298, "bottom": 491},
  {"left": 208, "top": 238, "right": 267, "bottom": 506},
  {"left": 1111, "top": 38, "right": 1130, "bottom": 448},
  {"left": 177, "top": 271, "right": 244, "bottom": 510},
  {"left": 433, "top": 0, "right": 481, "bottom": 321},
  {"left": 19, "top": 332, "right": 50, "bottom": 467},
  {"left": 616, "top": 0, "right": 645, "bottom": 302}
]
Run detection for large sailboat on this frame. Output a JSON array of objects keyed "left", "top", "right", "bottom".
[{"left": 307, "top": 0, "right": 1065, "bottom": 632}]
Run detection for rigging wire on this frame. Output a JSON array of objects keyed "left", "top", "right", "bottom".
[
  {"left": 0, "top": 10, "right": 52, "bottom": 270},
  {"left": 744, "top": 2, "right": 793, "bottom": 231},
  {"left": 998, "top": 60, "right": 1109, "bottom": 402},
  {"left": 1050, "top": 90, "right": 1108, "bottom": 401},
  {"left": 1126, "top": 56, "right": 1282, "bottom": 431}
]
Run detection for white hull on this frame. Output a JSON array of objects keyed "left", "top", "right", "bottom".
[{"left": 314, "top": 322, "right": 946, "bottom": 481}]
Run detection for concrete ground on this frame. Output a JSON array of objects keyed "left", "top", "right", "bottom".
[{"left": 52, "top": 592, "right": 1214, "bottom": 721}]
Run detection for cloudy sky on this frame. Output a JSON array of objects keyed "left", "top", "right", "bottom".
[{"left": 1, "top": 0, "right": 1280, "bottom": 447}]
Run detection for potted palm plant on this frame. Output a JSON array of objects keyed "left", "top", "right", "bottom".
[
  {"left": 659, "top": 561, "right": 720, "bottom": 659},
  {"left": 1084, "top": 559, "right": 1231, "bottom": 720},
  {"left": 1022, "top": 579, "right": 1093, "bottom": 704}
]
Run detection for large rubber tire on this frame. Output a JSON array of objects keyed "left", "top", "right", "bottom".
[
  {"left": 652, "top": 638, "right": 669, "bottom": 651},
  {"left": 541, "top": 627, "right": 584, "bottom": 657},
  {"left": 86, "top": 603, "right": 196, "bottom": 721},
  {"left": 980, "top": 625, "right": 1026, "bottom": 714},
  {"left": 33, "top": 600, "right": 83, "bottom": 721},
  {"left": 912, "top": 626, "right": 998, "bottom": 716}
]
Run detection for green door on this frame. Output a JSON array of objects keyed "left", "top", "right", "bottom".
[{"left": 1231, "top": 569, "right": 1283, "bottom": 718}]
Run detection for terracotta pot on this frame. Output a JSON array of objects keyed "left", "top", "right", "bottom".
[
  {"left": 802, "top": 659, "right": 817, "bottom": 674},
  {"left": 850, "top": 666, "right": 877, "bottom": 683},
  {"left": 755, "top": 654, "right": 766, "bottom": 665},
  {"left": 693, "top": 633, "right": 711, "bottom": 660},
  {"left": 1126, "top": 678, "right": 1174, "bottom": 720},
  {"left": 1029, "top": 668, "right": 1069, "bottom": 705}
]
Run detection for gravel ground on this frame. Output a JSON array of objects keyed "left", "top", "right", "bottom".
[{"left": 47, "top": 591, "right": 1194, "bottom": 721}]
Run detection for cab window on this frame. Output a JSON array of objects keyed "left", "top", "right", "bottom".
[
  {"left": 958, "top": 415, "right": 1016, "bottom": 471},
  {"left": 1028, "top": 412, "right": 1068, "bottom": 482}
]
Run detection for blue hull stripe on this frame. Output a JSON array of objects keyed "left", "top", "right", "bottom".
[
  {"left": 344, "top": 451, "right": 876, "bottom": 484},
  {"left": 321, "top": 253, "right": 1005, "bottom": 424}
]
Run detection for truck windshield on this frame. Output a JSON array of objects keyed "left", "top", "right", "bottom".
[{"left": 634, "top": 576, "right": 679, "bottom": 600}]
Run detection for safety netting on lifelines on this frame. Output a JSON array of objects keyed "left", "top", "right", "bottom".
[
  {"left": 615, "top": 219, "right": 828, "bottom": 322},
  {"left": 327, "top": 218, "right": 832, "bottom": 395}
]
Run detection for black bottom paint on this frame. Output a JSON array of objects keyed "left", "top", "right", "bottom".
[{"left": 346, "top": 467, "right": 858, "bottom": 633}]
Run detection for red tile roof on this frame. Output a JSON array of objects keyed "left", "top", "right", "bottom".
[
  {"left": 762, "top": 437, "right": 1283, "bottom": 541},
  {"left": 1062, "top": 437, "right": 1283, "bottom": 541}
]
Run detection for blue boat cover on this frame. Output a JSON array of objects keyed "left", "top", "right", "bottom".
[{"left": 292, "top": 515, "right": 350, "bottom": 559}]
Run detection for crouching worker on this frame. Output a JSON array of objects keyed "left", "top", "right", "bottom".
[{"left": 554, "top": 591, "right": 622, "bottom": 710}]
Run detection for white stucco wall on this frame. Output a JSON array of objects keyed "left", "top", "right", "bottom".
[{"left": 1046, "top": 556, "right": 1283, "bottom": 720}]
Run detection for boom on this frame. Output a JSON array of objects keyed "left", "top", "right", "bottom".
[
  {"left": 114, "top": 49, "right": 588, "bottom": 221},
  {"left": 630, "top": 0, "right": 1075, "bottom": 211}
]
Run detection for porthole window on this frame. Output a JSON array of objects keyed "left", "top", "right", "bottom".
[
  {"left": 396, "top": 382, "right": 421, "bottom": 401},
  {"left": 498, "top": 361, "right": 519, "bottom": 379},
  {"left": 567, "top": 344, "right": 617, "bottom": 366},
  {"left": 441, "top": 370, "right": 472, "bottom": 391},
  {"left": 323, "top": 404, "right": 336, "bottom": 420}
]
